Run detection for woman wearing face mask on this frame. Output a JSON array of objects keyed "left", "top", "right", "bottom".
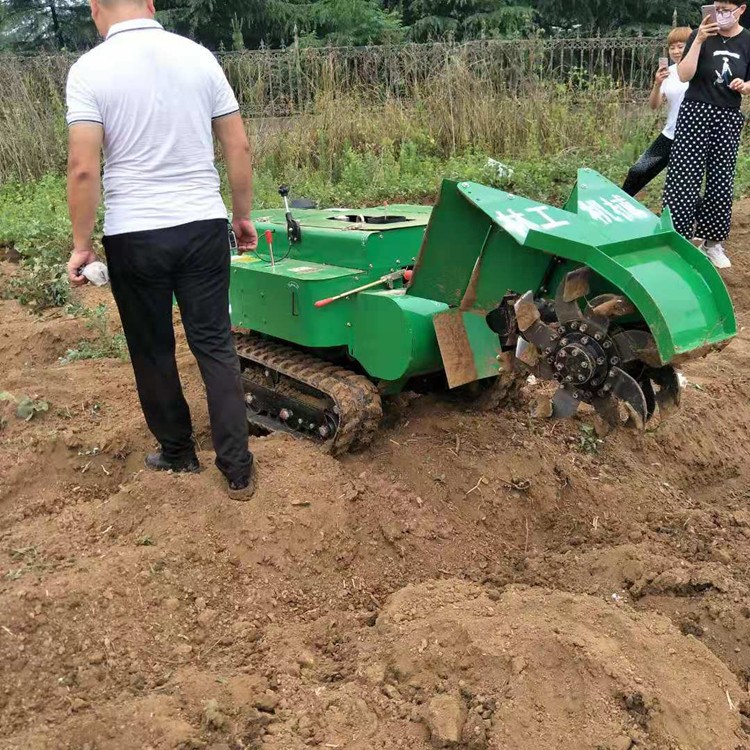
[
  {"left": 662, "top": 1, "right": 750, "bottom": 269},
  {"left": 622, "top": 27, "right": 692, "bottom": 197}
]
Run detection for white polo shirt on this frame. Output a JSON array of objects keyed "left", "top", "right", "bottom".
[{"left": 65, "top": 19, "right": 239, "bottom": 236}]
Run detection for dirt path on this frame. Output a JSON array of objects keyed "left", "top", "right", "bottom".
[{"left": 3, "top": 204, "right": 750, "bottom": 749}]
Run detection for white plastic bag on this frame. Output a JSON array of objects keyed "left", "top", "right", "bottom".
[{"left": 81, "top": 261, "right": 110, "bottom": 287}]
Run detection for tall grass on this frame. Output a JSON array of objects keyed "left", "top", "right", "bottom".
[{"left": 1, "top": 42, "right": 662, "bottom": 185}]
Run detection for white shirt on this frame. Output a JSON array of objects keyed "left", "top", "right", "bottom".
[
  {"left": 661, "top": 64, "right": 689, "bottom": 140},
  {"left": 65, "top": 19, "right": 239, "bottom": 236}
]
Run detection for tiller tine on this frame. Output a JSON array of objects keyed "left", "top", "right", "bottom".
[
  {"left": 514, "top": 292, "right": 558, "bottom": 351},
  {"left": 649, "top": 366, "right": 682, "bottom": 417},
  {"left": 609, "top": 366, "right": 648, "bottom": 430},
  {"left": 555, "top": 267, "right": 589, "bottom": 324},
  {"left": 592, "top": 396, "right": 621, "bottom": 428},
  {"left": 587, "top": 294, "right": 636, "bottom": 320},
  {"left": 551, "top": 387, "right": 581, "bottom": 419},
  {"left": 638, "top": 375, "right": 657, "bottom": 420},
  {"left": 611, "top": 330, "right": 662, "bottom": 368}
]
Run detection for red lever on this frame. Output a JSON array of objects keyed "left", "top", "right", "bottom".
[
  {"left": 264, "top": 229, "right": 273, "bottom": 246},
  {"left": 403, "top": 269, "right": 413, "bottom": 282}
]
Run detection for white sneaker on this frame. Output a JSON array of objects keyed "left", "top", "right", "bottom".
[{"left": 702, "top": 241, "right": 732, "bottom": 269}]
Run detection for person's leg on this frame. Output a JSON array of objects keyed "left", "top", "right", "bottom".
[
  {"left": 104, "top": 229, "right": 196, "bottom": 466},
  {"left": 622, "top": 134, "right": 672, "bottom": 197},
  {"left": 696, "top": 107, "right": 744, "bottom": 244},
  {"left": 172, "top": 219, "right": 253, "bottom": 489},
  {"left": 663, "top": 101, "right": 711, "bottom": 239}
]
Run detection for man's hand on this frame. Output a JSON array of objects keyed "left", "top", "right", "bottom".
[
  {"left": 730, "top": 78, "right": 750, "bottom": 95},
  {"left": 67, "top": 245, "right": 97, "bottom": 286},
  {"left": 697, "top": 14, "right": 719, "bottom": 43},
  {"left": 232, "top": 218, "right": 258, "bottom": 253}
]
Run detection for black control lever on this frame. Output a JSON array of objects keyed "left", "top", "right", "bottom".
[{"left": 279, "top": 185, "right": 302, "bottom": 244}]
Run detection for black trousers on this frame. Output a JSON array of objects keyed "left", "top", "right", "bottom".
[
  {"left": 103, "top": 218, "right": 251, "bottom": 484},
  {"left": 622, "top": 133, "right": 673, "bottom": 196},
  {"left": 663, "top": 99, "right": 744, "bottom": 242}
]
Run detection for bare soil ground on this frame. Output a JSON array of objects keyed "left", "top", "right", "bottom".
[{"left": 3, "top": 204, "right": 750, "bottom": 750}]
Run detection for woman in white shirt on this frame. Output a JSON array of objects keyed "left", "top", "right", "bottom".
[{"left": 622, "top": 27, "right": 692, "bottom": 196}]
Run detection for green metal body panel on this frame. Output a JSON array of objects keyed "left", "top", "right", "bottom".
[
  {"left": 352, "top": 290, "right": 448, "bottom": 381},
  {"left": 409, "top": 170, "right": 736, "bottom": 366},
  {"left": 229, "top": 170, "right": 736, "bottom": 392},
  {"left": 229, "top": 204, "right": 439, "bottom": 378}
]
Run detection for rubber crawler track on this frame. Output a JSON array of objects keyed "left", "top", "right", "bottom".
[{"left": 234, "top": 332, "right": 383, "bottom": 456}]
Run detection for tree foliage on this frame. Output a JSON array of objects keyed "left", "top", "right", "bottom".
[
  {"left": 0, "top": 0, "right": 714, "bottom": 52},
  {"left": 0, "top": 0, "right": 95, "bottom": 50},
  {"left": 404, "top": 0, "right": 535, "bottom": 42}
]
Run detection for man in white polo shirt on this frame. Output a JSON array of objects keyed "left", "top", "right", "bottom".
[{"left": 65, "top": 0, "right": 258, "bottom": 499}]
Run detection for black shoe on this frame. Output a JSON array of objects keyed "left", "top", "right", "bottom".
[
  {"left": 145, "top": 451, "right": 200, "bottom": 474},
  {"left": 227, "top": 467, "right": 256, "bottom": 501}
]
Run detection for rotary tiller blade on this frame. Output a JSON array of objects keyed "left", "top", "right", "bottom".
[
  {"left": 611, "top": 330, "right": 662, "bottom": 368},
  {"left": 514, "top": 292, "right": 558, "bottom": 351},
  {"left": 638, "top": 375, "right": 657, "bottom": 420},
  {"left": 554, "top": 268, "right": 589, "bottom": 324},
  {"left": 515, "top": 339, "right": 554, "bottom": 380},
  {"left": 551, "top": 387, "right": 581, "bottom": 419},
  {"left": 592, "top": 396, "right": 622, "bottom": 428},
  {"left": 582, "top": 293, "right": 635, "bottom": 339},
  {"left": 587, "top": 294, "right": 636, "bottom": 320},
  {"left": 609, "top": 366, "right": 648, "bottom": 429},
  {"left": 649, "top": 366, "right": 682, "bottom": 417}
]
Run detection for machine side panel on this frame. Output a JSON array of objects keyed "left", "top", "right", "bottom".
[{"left": 350, "top": 291, "right": 448, "bottom": 381}]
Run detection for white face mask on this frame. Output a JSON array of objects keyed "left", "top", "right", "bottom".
[{"left": 716, "top": 8, "right": 740, "bottom": 29}]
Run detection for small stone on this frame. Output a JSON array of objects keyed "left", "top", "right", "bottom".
[
  {"left": 255, "top": 691, "right": 279, "bottom": 713},
  {"left": 174, "top": 643, "right": 193, "bottom": 656},
  {"left": 70, "top": 697, "right": 89, "bottom": 712},
  {"left": 195, "top": 597, "right": 208, "bottom": 612},
  {"left": 714, "top": 548, "right": 732, "bottom": 565},
  {"left": 425, "top": 694, "right": 466, "bottom": 745},
  {"left": 609, "top": 736, "right": 633, "bottom": 750},
  {"left": 164, "top": 597, "right": 180, "bottom": 612},
  {"left": 197, "top": 609, "right": 216, "bottom": 626},
  {"left": 530, "top": 396, "right": 553, "bottom": 420},
  {"left": 297, "top": 650, "right": 316, "bottom": 668},
  {"left": 383, "top": 684, "right": 401, "bottom": 700},
  {"left": 88, "top": 651, "right": 106, "bottom": 665},
  {"left": 487, "top": 589, "right": 501, "bottom": 602},
  {"left": 628, "top": 530, "right": 643, "bottom": 544}
]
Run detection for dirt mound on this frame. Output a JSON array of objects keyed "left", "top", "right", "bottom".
[{"left": 372, "top": 580, "right": 745, "bottom": 750}]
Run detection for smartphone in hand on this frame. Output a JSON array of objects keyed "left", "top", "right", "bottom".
[
  {"left": 659, "top": 56, "right": 669, "bottom": 70},
  {"left": 702, "top": 4, "right": 718, "bottom": 22}
]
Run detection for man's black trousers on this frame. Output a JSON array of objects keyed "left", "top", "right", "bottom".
[{"left": 103, "top": 218, "right": 251, "bottom": 484}]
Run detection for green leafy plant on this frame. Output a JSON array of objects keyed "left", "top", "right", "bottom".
[
  {"left": 60, "top": 304, "right": 129, "bottom": 364},
  {"left": 0, "top": 391, "right": 49, "bottom": 421},
  {"left": 578, "top": 424, "right": 602, "bottom": 454}
]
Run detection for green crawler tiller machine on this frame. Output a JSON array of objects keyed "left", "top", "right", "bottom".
[{"left": 229, "top": 170, "right": 736, "bottom": 453}]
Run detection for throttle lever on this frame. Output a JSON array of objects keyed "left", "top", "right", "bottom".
[{"left": 279, "top": 184, "right": 302, "bottom": 244}]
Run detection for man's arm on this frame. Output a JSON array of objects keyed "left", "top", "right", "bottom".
[
  {"left": 213, "top": 113, "right": 257, "bottom": 253},
  {"left": 66, "top": 123, "right": 103, "bottom": 285}
]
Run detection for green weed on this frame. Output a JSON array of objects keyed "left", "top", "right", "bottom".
[{"left": 60, "top": 304, "right": 129, "bottom": 364}]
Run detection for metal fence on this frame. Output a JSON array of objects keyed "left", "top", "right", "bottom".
[
  {"left": 3, "top": 37, "right": 664, "bottom": 120},
  {"left": 219, "top": 37, "right": 665, "bottom": 116}
]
